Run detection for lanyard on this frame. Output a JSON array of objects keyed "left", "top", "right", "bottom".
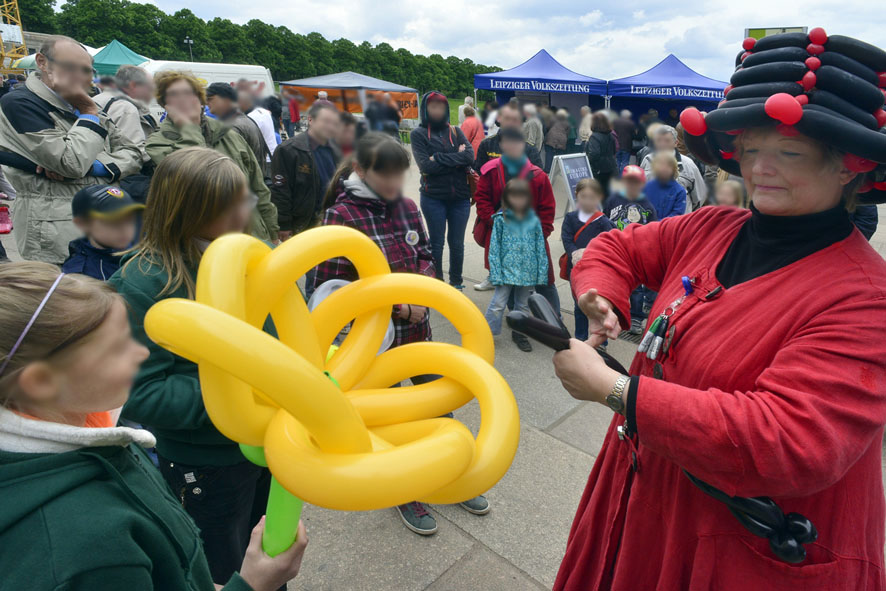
[{"left": 637, "top": 275, "right": 694, "bottom": 360}]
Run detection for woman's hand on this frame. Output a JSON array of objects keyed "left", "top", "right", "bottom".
[
  {"left": 553, "top": 338, "right": 621, "bottom": 404},
  {"left": 239, "top": 517, "right": 308, "bottom": 591},
  {"left": 577, "top": 288, "right": 620, "bottom": 343},
  {"left": 571, "top": 248, "right": 585, "bottom": 265}
]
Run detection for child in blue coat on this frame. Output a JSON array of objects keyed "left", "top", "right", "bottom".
[
  {"left": 561, "top": 178, "right": 615, "bottom": 341},
  {"left": 484, "top": 178, "right": 549, "bottom": 344},
  {"left": 61, "top": 185, "right": 143, "bottom": 280},
  {"left": 643, "top": 152, "right": 687, "bottom": 218}
]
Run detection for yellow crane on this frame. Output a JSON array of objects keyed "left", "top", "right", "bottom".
[{"left": 0, "top": 0, "right": 28, "bottom": 75}]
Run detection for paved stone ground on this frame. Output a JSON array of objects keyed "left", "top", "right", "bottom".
[{"left": 3, "top": 166, "right": 886, "bottom": 591}]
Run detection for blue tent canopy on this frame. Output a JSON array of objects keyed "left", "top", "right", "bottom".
[
  {"left": 474, "top": 49, "right": 607, "bottom": 96},
  {"left": 607, "top": 54, "right": 727, "bottom": 102}
]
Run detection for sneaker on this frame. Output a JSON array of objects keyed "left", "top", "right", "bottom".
[
  {"left": 459, "top": 495, "right": 490, "bottom": 515},
  {"left": 396, "top": 501, "right": 437, "bottom": 535},
  {"left": 474, "top": 278, "right": 494, "bottom": 291},
  {"left": 450, "top": 283, "right": 465, "bottom": 291},
  {"left": 512, "top": 331, "right": 533, "bottom": 352},
  {"left": 629, "top": 318, "right": 644, "bottom": 335}
]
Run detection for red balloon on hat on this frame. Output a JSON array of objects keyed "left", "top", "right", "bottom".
[
  {"left": 720, "top": 150, "right": 735, "bottom": 160},
  {"left": 724, "top": 84, "right": 733, "bottom": 96},
  {"left": 679, "top": 107, "right": 707, "bottom": 136},
  {"left": 808, "top": 27, "right": 828, "bottom": 46},
  {"left": 806, "top": 43, "right": 825, "bottom": 56},
  {"left": 805, "top": 57, "right": 821, "bottom": 71},
  {"left": 765, "top": 93, "right": 804, "bottom": 125},
  {"left": 801, "top": 71, "right": 817, "bottom": 91},
  {"left": 878, "top": 72, "right": 886, "bottom": 88},
  {"left": 874, "top": 181, "right": 886, "bottom": 191},
  {"left": 742, "top": 37, "right": 756, "bottom": 51},
  {"left": 796, "top": 94, "right": 809, "bottom": 105},
  {"left": 843, "top": 153, "right": 878, "bottom": 173},
  {"left": 875, "top": 109, "right": 886, "bottom": 128}
]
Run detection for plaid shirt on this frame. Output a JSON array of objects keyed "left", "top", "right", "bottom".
[{"left": 312, "top": 188, "right": 436, "bottom": 347}]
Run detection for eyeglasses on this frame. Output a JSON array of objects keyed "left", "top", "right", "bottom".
[{"left": 46, "top": 56, "right": 95, "bottom": 77}]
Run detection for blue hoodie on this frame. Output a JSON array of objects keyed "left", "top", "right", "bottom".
[
  {"left": 61, "top": 237, "right": 123, "bottom": 281},
  {"left": 644, "top": 178, "right": 686, "bottom": 218}
]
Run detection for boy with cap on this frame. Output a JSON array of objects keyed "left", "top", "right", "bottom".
[
  {"left": 61, "top": 184, "right": 144, "bottom": 280},
  {"left": 602, "top": 165, "right": 659, "bottom": 334}
]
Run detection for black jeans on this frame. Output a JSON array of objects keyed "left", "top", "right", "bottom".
[{"left": 159, "top": 457, "right": 272, "bottom": 585}]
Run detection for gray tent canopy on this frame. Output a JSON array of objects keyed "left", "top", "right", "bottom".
[{"left": 280, "top": 71, "right": 417, "bottom": 92}]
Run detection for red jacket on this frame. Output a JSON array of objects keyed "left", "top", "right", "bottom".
[
  {"left": 460, "top": 116, "right": 485, "bottom": 156},
  {"left": 288, "top": 98, "right": 300, "bottom": 123},
  {"left": 557, "top": 206, "right": 886, "bottom": 591},
  {"left": 474, "top": 157, "right": 555, "bottom": 284}
]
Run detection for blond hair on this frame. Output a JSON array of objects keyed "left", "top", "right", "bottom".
[
  {"left": 651, "top": 151, "right": 679, "bottom": 181},
  {"left": 154, "top": 70, "right": 206, "bottom": 108},
  {"left": 0, "top": 263, "right": 120, "bottom": 407},
  {"left": 717, "top": 179, "right": 747, "bottom": 208},
  {"left": 120, "top": 147, "right": 247, "bottom": 298}
]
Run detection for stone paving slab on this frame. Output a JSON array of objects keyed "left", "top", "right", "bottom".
[
  {"left": 426, "top": 543, "right": 547, "bottom": 591},
  {"left": 433, "top": 426, "right": 594, "bottom": 589}
]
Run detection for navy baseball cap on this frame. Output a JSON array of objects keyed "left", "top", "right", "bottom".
[{"left": 72, "top": 185, "right": 144, "bottom": 220}]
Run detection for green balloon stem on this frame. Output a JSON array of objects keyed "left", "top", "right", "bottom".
[{"left": 262, "top": 476, "right": 303, "bottom": 556}]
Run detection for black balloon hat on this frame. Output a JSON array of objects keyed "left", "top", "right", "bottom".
[{"left": 680, "top": 27, "right": 886, "bottom": 204}]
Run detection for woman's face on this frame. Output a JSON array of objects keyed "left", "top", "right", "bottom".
[
  {"left": 198, "top": 186, "right": 252, "bottom": 240},
  {"left": 739, "top": 128, "right": 856, "bottom": 215},
  {"left": 359, "top": 166, "right": 404, "bottom": 202},
  {"left": 17, "top": 301, "right": 149, "bottom": 423}
]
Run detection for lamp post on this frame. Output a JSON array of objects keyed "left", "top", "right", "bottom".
[{"left": 183, "top": 36, "right": 194, "bottom": 61}]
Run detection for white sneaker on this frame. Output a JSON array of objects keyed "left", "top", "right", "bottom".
[{"left": 474, "top": 278, "right": 494, "bottom": 291}]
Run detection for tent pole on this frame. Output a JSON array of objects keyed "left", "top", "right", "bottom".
[{"left": 605, "top": 95, "right": 610, "bottom": 110}]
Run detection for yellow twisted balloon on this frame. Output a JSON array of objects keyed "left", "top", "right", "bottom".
[{"left": 144, "top": 226, "right": 520, "bottom": 550}]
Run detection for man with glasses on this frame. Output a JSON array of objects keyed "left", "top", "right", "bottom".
[{"left": 0, "top": 35, "right": 142, "bottom": 264}]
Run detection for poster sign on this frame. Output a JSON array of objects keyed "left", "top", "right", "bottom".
[
  {"left": 549, "top": 153, "right": 592, "bottom": 218},
  {"left": 281, "top": 85, "right": 419, "bottom": 119},
  {"left": 744, "top": 27, "right": 807, "bottom": 40},
  {"left": 0, "top": 24, "right": 23, "bottom": 45}
]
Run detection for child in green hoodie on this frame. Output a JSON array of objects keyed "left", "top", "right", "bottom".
[
  {"left": 108, "top": 146, "right": 290, "bottom": 586},
  {"left": 0, "top": 261, "right": 306, "bottom": 590}
]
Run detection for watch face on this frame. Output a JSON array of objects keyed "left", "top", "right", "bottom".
[{"left": 606, "top": 393, "right": 625, "bottom": 414}]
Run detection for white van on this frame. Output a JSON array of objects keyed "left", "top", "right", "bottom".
[{"left": 138, "top": 60, "right": 275, "bottom": 97}]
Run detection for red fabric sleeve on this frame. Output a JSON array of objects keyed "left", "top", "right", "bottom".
[
  {"left": 570, "top": 215, "right": 682, "bottom": 327},
  {"left": 534, "top": 174, "right": 556, "bottom": 238},
  {"left": 636, "top": 294, "right": 886, "bottom": 498},
  {"left": 474, "top": 171, "right": 497, "bottom": 223}
]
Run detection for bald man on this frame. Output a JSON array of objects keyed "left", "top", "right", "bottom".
[{"left": 0, "top": 35, "right": 142, "bottom": 263}]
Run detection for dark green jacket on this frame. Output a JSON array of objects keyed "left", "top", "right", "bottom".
[
  {"left": 109, "top": 253, "right": 244, "bottom": 466},
  {"left": 0, "top": 441, "right": 251, "bottom": 590},
  {"left": 146, "top": 117, "right": 279, "bottom": 242}
]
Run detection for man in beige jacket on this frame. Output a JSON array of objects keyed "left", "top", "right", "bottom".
[{"left": 0, "top": 36, "right": 142, "bottom": 263}]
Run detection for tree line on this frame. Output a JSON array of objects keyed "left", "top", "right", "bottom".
[{"left": 16, "top": 0, "right": 500, "bottom": 97}]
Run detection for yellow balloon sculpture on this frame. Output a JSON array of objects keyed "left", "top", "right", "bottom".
[{"left": 144, "top": 226, "right": 520, "bottom": 554}]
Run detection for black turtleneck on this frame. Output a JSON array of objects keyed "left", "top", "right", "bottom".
[{"left": 716, "top": 202, "right": 854, "bottom": 289}]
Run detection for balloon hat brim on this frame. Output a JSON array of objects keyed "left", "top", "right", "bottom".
[{"left": 680, "top": 28, "right": 886, "bottom": 204}]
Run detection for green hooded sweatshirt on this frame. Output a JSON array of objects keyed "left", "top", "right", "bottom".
[
  {"left": 108, "top": 251, "right": 278, "bottom": 466},
  {"left": 0, "top": 408, "right": 252, "bottom": 590},
  {"left": 109, "top": 253, "right": 244, "bottom": 466}
]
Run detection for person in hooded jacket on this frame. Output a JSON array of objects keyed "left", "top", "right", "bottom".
[
  {"left": 0, "top": 262, "right": 308, "bottom": 591},
  {"left": 410, "top": 92, "right": 474, "bottom": 289},
  {"left": 313, "top": 133, "right": 491, "bottom": 535}
]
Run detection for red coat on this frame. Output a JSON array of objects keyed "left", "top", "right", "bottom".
[
  {"left": 558, "top": 206, "right": 886, "bottom": 591},
  {"left": 474, "top": 157, "right": 555, "bottom": 284}
]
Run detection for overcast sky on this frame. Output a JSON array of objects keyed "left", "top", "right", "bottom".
[{"left": 150, "top": 1, "right": 881, "bottom": 82}]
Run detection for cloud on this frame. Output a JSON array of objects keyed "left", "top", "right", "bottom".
[{"left": 149, "top": 0, "right": 885, "bottom": 82}]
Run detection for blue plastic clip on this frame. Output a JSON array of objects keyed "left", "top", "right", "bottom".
[{"left": 681, "top": 275, "right": 693, "bottom": 296}]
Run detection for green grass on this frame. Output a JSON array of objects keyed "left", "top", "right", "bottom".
[{"left": 448, "top": 98, "right": 462, "bottom": 125}]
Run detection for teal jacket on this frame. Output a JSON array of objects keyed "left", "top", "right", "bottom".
[
  {"left": 109, "top": 252, "right": 250, "bottom": 466},
  {"left": 0, "top": 415, "right": 251, "bottom": 590},
  {"left": 488, "top": 209, "right": 549, "bottom": 287}
]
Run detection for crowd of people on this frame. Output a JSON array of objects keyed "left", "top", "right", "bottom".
[{"left": 2, "top": 28, "right": 886, "bottom": 591}]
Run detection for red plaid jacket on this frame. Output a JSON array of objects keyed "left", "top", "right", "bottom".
[{"left": 312, "top": 187, "right": 436, "bottom": 347}]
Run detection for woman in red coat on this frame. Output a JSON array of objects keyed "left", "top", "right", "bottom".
[{"left": 551, "top": 29, "right": 886, "bottom": 590}]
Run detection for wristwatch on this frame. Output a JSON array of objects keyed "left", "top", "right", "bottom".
[{"left": 606, "top": 375, "right": 630, "bottom": 415}]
